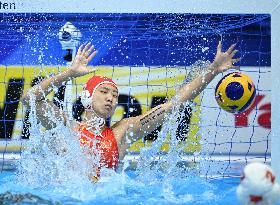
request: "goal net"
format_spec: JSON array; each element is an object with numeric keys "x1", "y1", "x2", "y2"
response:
[{"x1": 0, "y1": 13, "x2": 271, "y2": 178}]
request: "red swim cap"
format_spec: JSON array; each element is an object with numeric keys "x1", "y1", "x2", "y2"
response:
[
  {"x1": 81, "y1": 76, "x2": 118, "y2": 109},
  {"x1": 84, "y1": 76, "x2": 118, "y2": 96}
]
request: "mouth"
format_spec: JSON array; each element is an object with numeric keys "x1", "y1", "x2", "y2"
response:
[{"x1": 104, "y1": 104, "x2": 112, "y2": 111}]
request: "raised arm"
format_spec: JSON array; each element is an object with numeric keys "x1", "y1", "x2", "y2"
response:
[
  {"x1": 21, "y1": 43, "x2": 97, "y2": 129},
  {"x1": 114, "y1": 42, "x2": 240, "y2": 142}
]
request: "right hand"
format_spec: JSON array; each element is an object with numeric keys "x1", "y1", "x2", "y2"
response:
[
  {"x1": 69, "y1": 42, "x2": 98, "y2": 77},
  {"x1": 211, "y1": 41, "x2": 240, "y2": 74}
]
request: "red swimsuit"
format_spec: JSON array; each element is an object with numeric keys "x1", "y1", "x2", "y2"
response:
[{"x1": 79, "y1": 126, "x2": 119, "y2": 170}]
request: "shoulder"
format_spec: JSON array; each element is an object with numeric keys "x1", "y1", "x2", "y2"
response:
[
  {"x1": 110, "y1": 118, "x2": 132, "y2": 143},
  {"x1": 111, "y1": 118, "x2": 128, "y2": 132}
]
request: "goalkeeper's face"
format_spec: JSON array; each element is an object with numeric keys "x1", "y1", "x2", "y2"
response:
[{"x1": 91, "y1": 84, "x2": 119, "y2": 118}]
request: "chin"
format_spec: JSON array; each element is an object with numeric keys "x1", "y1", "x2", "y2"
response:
[
  {"x1": 99, "y1": 111, "x2": 112, "y2": 119},
  {"x1": 97, "y1": 108, "x2": 115, "y2": 119}
]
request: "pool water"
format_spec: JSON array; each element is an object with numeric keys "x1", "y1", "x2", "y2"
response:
[
  {"x1": 0, "y1": 91, "x2": 274, "y2": 205},
  {"x1": 0, "y1": 170, "x2": 245, "y2": 205}
]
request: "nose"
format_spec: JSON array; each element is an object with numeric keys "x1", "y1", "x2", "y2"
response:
[{"x1": 105, "y1": 93, "x2": 113, "y2": 102}]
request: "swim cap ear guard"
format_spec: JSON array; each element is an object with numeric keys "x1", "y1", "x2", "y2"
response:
[{"x1": 80, "y1": 89, "x2": 92, "y2": 109}]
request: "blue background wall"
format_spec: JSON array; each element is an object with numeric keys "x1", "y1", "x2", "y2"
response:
[{"x1": 0, "y1": 13, "x2": 270, "y2": 67}]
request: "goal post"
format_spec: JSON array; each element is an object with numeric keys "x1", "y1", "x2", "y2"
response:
[{"x1": 271, "y1": 4, "x2": 280, "y2": 181}]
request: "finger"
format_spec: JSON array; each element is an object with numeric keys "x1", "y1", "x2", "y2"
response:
[
  {"x1": 226, "y1": 43, "x2": 236, "y2": 54},
  {"x1": 230, "y1": 50, "x2": 238, "y2": 57},
  {"x1": 77, "y1": 44, "x2": 85, "y2": 55},
  {"x1": 86, "y1": 67, "x2": 97, "y2": 73},
  {"x1": 87, "y1": 50, "x2": 98, "y2": 62},
  {"x1": 217, "y1": 41, "x2": 222, "y2": 54},
  {"x1": 86, "y1": 45, "x2": 95, "y2": 57},
  {"x1": 82, "y1": 42, "x2": 92, "y2": 55},
  {"x1": 232, "y1": 57, "x2": 241, "y2": 64}
]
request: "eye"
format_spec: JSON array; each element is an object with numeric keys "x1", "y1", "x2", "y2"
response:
[{"x1": 100, "y1": 90, "x2": 108, "y2": 94}]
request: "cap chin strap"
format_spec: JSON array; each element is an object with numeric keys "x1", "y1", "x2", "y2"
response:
[
  {"x1": 81, "y1": 90, "x2": 106, "y2": 137},
  {"x1": 85, "y1": 115, "x2": 105, "y2": 137}
]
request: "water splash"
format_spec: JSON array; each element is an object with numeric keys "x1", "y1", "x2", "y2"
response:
[
  {"x1": 9, "y1": 60, "x2": 226, "y2": 204},
  {"x1": 136, "y1": 98, "x2": 199, "y2": 184},
  {"x1": 135, "y1": 60, "x2": 213, "y2": 184},
  {"x1": 16, "y1": 89, "x2": 93, "y2": 188}
]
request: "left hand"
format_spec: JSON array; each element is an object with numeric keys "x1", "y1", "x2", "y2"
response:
[
  {"x1": 69, "y1": 42, "x2": 98, "y2": 78},
  {"x1": 211, "y1": 41, "x2": 241, "y2": 74}
]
